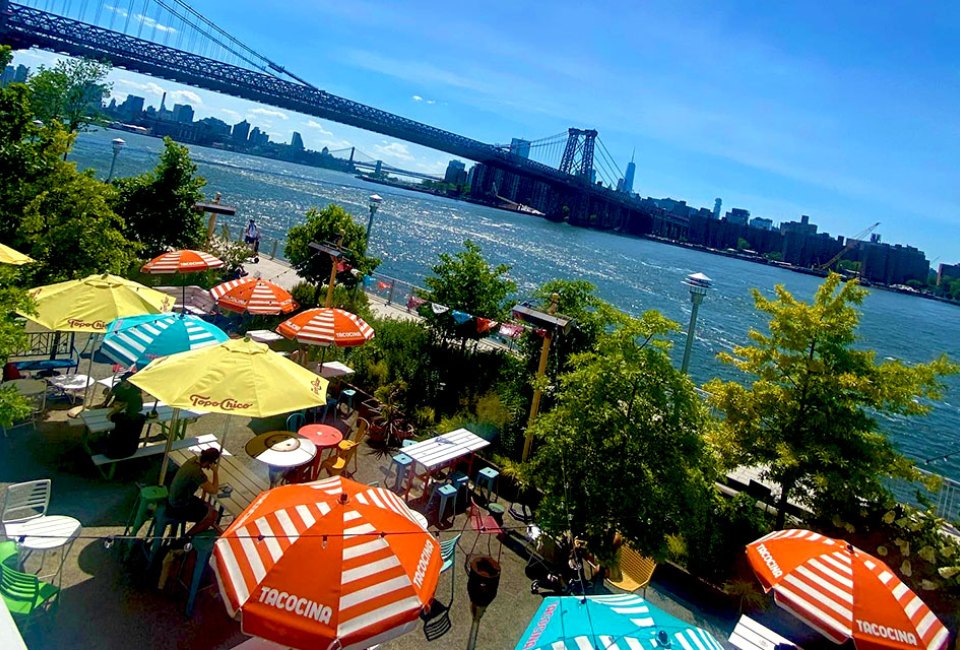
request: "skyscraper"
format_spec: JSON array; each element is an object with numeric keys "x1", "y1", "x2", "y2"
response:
[
  {"x1": 13, "y1": 65, "x2": 28, "y2": 83},
  {"x1": 290, "y1": 131, "x2": 304, "y2": 150},
  {"x1": 172, "y1": 104, "x2": 194, "y2": 123},
  {"x1": 621, "y1": 150, "x2": 636, "y2": 194},
  {"x1": 713, "y1": 198, "x2": 722, "y2": 220},
  {"x1": 232, "y1": 120, "x2": 250, "y2": 142}
]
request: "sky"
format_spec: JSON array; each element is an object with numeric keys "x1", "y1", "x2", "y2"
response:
[{"x1": 10, "y1": 0, "x2": 960, "y2": 263}]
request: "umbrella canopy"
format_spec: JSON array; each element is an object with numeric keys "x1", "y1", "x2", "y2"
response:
[
  {"x1": 212, "y1": 476, "x2": 441, "y2": 650},
  {"x1": 0, "y1": 242, "x2": 34, "y2": 265},
  {"x1": 210, "y1": 277, "x2": 297, "y2": 315},
  {"x1": 100, "y1": 312, "x2": 228, "y2": 368},
  {"x1": 746, "y1": 529, "x2": 948, "y2": 650},
  {"x1": 141, "y1": 249, "x2": 224, "y2": 274},
  {"x1": 129, "y1": 336, "x2": 328, "y2": 417},
  {"x1": 20, "y1": 273, "x2": 174, "y2": 333},
  {"x1": 514, "y1": 594, "x2": 725, "y2": 650},
  {"x1": 277, "y1": 308, "x2": 375, "y2": 347}
]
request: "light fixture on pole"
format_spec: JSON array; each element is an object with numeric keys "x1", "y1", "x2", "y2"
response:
[
  {"x1": 680, "y1": 272, "x2": 712, "y2": 374},
  {"x1": 364, "y1": 194, "x2": 383, "y2": 242},
  {"x1": 308, "y1": 239, "x2": 346, "y2": 308},
  {"x1": 106, "y1": 137, "x2": 125, "y2": 182}
]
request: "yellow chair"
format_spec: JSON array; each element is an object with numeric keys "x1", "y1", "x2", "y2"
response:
[
  {"x1": 322, "y1": 440, "x2": 359, "y2": 477},
  {"x1": 606, "y1": 544, "x2": 656, "y2": 595},
  {"x1": 350, "y1": 418, "x2": 369, "y2": 445}
]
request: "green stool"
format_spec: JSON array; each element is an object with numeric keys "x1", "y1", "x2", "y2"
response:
[
  {"x1": 185, "y1": 531, "x2": 218, "y2": 617},
  {"x1": 476, "y1": 467, "x2": 499, "y2": 502},
  {"x1": 123, "y1": 485, "x2": 168, "y2": 557}
]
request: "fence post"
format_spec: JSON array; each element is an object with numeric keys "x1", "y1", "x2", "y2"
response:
[
  {"x1": 270, "y1": 239, "x2": 278, "y2": 259},
  {"x1": 386, "y1": 279, "x2": 396, "y2": 306}
]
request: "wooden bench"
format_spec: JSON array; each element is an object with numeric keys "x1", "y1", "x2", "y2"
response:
[
  {"x1": 606, "y1": 543, "x2": 657, "y2": 595},
  {"x1": 169, "y1": 447, "x2": 268, "y2": 522},
  {"x1": 91, "y1": 434, "x2": 224, "y2": 480},
  {"x1": 729, "y1": 615, "x2": 801, "y2": 650}
]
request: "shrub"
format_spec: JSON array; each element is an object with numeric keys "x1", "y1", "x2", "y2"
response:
[
  {"x1": 290, "y1": 281, "x2": 319, "y2": 311},
  {"x1": 683, "y1": 493, "x2": 773, "y2": 583}
]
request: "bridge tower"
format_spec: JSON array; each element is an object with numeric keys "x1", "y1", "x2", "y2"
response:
[{"x1": 558, "y1": 128, "x2": 598, "y2": 181}]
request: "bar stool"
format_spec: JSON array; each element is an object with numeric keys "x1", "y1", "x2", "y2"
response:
[
  {"x1": 185, "y1": 531, "x2": 218, "y2": 617},
  {"x1": 390, "y1": 453, "x2": 413, "y2": 493},
  {"x1": 449, "y1": 471, "x2": 470, "y2": 500},
  {"x1": 401, "y1": 439, "x2": 417, "y2": 448},
  {"x1": 476, "y1": 467, "x2": 499, "y2": 503},
  {"x1": 320, "y1": 397, "x2": 338, "y2": 423},
  {"x1": 146, "y1": 502, "x2": 187, "y2": 570},
  {"x1": 427, "y1": 483, "x2": 458, "y2": 522},
  {"x1": 122, "y1": 485, "x2": 168, "y2": 557},
  {"x1": 339, "y1": 389, "x2": 357, "y2": 412}
]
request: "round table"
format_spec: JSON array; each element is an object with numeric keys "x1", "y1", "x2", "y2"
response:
[
  {"x1": 246, "y1": 431, "x2": 318, "y2": 487},
  {"x1": 13, "y1": 515, "x2": 81, "y2": 585},
  {"x1": 298, "y1": 424, "x2": 343, "y2": 450}
]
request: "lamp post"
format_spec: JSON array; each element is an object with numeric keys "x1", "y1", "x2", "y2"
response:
[
  {"x1": 680, "y1": 272, "x2": 712, "y2": 374},
  {"x1": 364, "y1": 194, "x2": 383, "y2": 243},
  {"x1": 106, "y1": 137, "x2": 125, "y2": 182}
]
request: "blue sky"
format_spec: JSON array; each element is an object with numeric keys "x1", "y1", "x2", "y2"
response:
[{"x1": 11, "y1": 1, "x2": 959, "y2": 263}]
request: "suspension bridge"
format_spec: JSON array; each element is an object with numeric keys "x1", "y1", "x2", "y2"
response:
[{"x1": 0, "y1": 0, "x2": 655, "y2": 231}]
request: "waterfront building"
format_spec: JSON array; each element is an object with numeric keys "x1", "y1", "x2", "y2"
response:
[
  {"x1": 172, "y1": 103, "x2": 194, "y2": 123},
  {"x1": 937, "y1": 263, "x2": 960, "y2": 286},
  {"x1": 232, "y1": 120, "x2": 251, "y2": 142},
  {"x1": 750, "y1": 217, "x2": 774, "y2": 230},
  {"x1": 854, "y1": 240, "x2": 929, "y2": 285},
  {"x1": 13, "y1": 64, "x2": 28, "y2": 83},
  {"x1": 510, "y1": 138, "x2": 531, "y2": 158},
  {"x1": 119, "y1": 94, "x2": 145, "y2": 120},
  {"x1": 248, "y1": 126, "x2": 269, "y2": 147},
  {"x1": 444, "y1": 160, "x2": 467, "y2": 185},
  {"x1": 290, "y1": 131, "x2": 304, "y2": 150},
  {"x1": 724, "y1": 208, "x2": 750, "y2": 225},
  {"x1": 713, "y1": 198, "x2": 722, "y2": 220}
]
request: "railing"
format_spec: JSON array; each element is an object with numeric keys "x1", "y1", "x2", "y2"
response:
[
  {"x1": 888, "y1": 470, "x2": 960, "y2": 526},
  {"x1": 8, "y1": 331, "x2": 74, "y2": 359},
  {"x1": 363, "y1": 272, "x2": 424, "y2": 311}
]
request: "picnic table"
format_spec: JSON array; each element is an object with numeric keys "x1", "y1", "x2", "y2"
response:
[
  {"x1": 401, "y1": 428, "x2": 490, "y2": 497},
  {"x1": 169, "y1": 445, "x2": 268, "y2": 522},
  {"x1": 71, "y1": 401, "x2": 206, "y2": 452}
]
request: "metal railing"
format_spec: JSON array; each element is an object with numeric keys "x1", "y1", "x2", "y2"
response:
[{"x1": 9, "y1": 331, "x2": 75, "y2": 359}]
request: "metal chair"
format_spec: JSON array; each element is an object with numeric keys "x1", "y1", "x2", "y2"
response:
[
  {"x1": 2, "y1": 479, "x2": 51, "y2": 539},
  {"x1": 286, "y1": 412, "x2": 305, "y2": 432},
  {"x1": 438, "y1": 533, "x2": 461, "y2": 603},
  {"x1": 467, "y1": 497, "x2": 503, "y2": 562}
]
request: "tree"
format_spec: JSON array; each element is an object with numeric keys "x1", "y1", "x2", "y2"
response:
[
  {"x1": 285, "y1": 204, "x2": 379, "y2": 303},
  {"x1": 0, "y1": 269, "x2": 34, "y2": 429},
  {"x1": 422, "y1": 240, "x2": 516, "y2": 342},
  {"x1": 27, "y1": 57, "x2": 110, "y2": 132},
  {"x1": 112, "y1": 138, "x2": 207, "y2": 256},
  {"x1": 736, "y1": 237, "x2": 751, "y2": 251},
  {"x1": 527, "y1": 309, "x2": 717, "y2": 563},
  {"x1": 705, "y1": 275, "x2": 958, "y2": 529}
]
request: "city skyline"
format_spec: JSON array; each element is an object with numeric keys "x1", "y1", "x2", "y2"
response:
[{"x1": 9, "y1": 1, "x2": 959, "y2": 263}]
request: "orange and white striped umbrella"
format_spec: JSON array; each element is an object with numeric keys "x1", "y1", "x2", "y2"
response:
[
  {"x1": 210, "y1": 277, "x2": 297, "y2": 315},
  {"x1": 277, "y1": 307, "x2": 375, "y2": 347},
  {"x1": 212, "y1": 476, "x2": 441, "y2": 650},
  {"x1": 141, "y1": 249, "x2": 224, "y2": 274},
  {"x1": 746, "y1": 529, "x2": 948, "y2": 650}
]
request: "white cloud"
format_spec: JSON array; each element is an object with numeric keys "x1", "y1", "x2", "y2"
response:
[
  {"x1": 305, "y1": 119, "x2": 333, "y2": 136},
  {"x1": 114, "y1": 79, "x2": 166, "y2": 98},
  {"x1": 249, "y1": 108, "x2": 288, "y2": 120},
  {"x1": 426, "y1": 100, "x2": 436, "y2": 105},
  {"x1": 218, "y1": 108, "x2": 243, "y2": 121},
  {"x1": 170, "y1": 90, "x2": 202, "y2": 105},
  {"x1": 411, "y1": 95, "x2": 423, "y2": 102},
  {"x1": 134, "y1": 14, "x2": 176, "y2": 34},
  {"x1": 372, "y1": 141, "x2": 415, "y2": 163}
]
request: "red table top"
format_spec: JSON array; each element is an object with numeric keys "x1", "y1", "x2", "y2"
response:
[{"x1": 298, "y1": 424, "x2": 344, "y2": 448}]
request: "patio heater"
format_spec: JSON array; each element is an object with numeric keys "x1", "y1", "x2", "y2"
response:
[
  {"x1": 106, "y1": 137, "x2": 125, "y2": 182},
  {"x1": 195, "y1": 192, "x2": 237, "y2": 244},
  {"x1": 513, "y1": 294, "x2": 572, "y2": 462},
  {"x1": 308, "y1": 239, "x2": 347, "y2": 308},
  {"x1": 680, "y1": 272, "x2": 712, "y2": 374},
  {"x1": 466, "y1": 555, "x2": 501, "y2": 650}
]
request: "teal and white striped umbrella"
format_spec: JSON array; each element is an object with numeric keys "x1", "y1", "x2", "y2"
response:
[
  {"x1": 514, "y1": 595, "x2": 725, "y2": 650},
  {"x1": 101, "y1": 312, "x2": 228, "y2": 369}
]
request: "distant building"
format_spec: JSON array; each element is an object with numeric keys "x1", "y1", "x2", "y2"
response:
[
  {"x1": 749, "y1": 217, "x2": 773, "y2": 230},
  {"x1": 1, "y1": 66, "x2": 14, "y2": 87},
  {"x1": 14, "y1": 64, "x2": 28, "y2": 83},
  {"x1": 248, "y1": 126, "x2": 269, "y2": 147},
  {"x1": 119, "y1": 94, "x2": 145, "y2": 119},
  {"x1": 290, "y1": 131, "x2": 304, "y2": 150},
  {"x1": 172, "y1": 104, "x2": 194, "y2": 123},
  {"x1": 855, "y1": 241, "x2": 929, "y2": 285},
  {"x1": 444, "y1": 159, "x2": 467, "y2": 185},
  {"x1": 621, "y1": 154, "x2": 636, "y2": 194},
  {"x1": 713, "y1": 198, "x2": 722, "y2": 220},
  {"x1": 937, "y1": 263, "x2": 960, "y2": 286},
  {"x1": 724, "y1": 208, "x2": 750, "y2": 225},
  {"x1": 232, "y1": 120, "x2": 250, "y2": 142},
  {"x1": 509, "y1": 138, "x2": 531, "y2": 159}
]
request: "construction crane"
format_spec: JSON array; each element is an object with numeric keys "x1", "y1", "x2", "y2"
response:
[{"x1": 816, "y1": 222, "x2": 881, "y2": 271}]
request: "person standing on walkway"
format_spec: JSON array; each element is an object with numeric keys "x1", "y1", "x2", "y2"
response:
[{"x1": 243, "y1": 219, "x2": 261, "y2": 257}]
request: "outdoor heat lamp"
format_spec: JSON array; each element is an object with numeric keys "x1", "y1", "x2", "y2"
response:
[
  {"x1": 511, "y1": 302, "x2": 573, "y2": 334},
  {"x1": 308, "y1": 241, "x2": 346, "y2": 260}
]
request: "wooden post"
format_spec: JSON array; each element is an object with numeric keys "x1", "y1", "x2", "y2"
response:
[
  {"x1": 204, "y1": 192, "x2": 222, "y2": 244},
  {"x1": 522, "y1": 293, "x2": 559, "y2": 462}
]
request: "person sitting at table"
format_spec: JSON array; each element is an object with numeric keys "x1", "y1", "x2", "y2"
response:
[
  {"x1": 94, "y1": 372, "x2": 147, "y2": 459},
  {"x1": 167, "y1": 448, "x2": 221, "y2": 536}
]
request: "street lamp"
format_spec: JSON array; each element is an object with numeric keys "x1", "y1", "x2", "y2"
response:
[
  {"x1": 364, "y1": 194, "x2": 383, "y2": 242},
  {"x1": 106, "y1": 137, "x2": 125, "y2": 182},
  {"x1": 680, "y1": 272, "x2": 712, "y2": 374}
]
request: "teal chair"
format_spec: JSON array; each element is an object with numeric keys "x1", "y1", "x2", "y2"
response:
[
  {"x1": 286, "y1": 412, "x2": 305, "y2": 432},
  {"x1": 438, "y1": 533, "x2": 461, "y2": 603},
  {"x1": 0, "y1": 562, "x2": 60, "y2": 618}
]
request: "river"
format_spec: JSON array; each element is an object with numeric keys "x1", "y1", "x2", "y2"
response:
[{"x1": 70, "y1": 129, "x2": 960, "y2": 480}]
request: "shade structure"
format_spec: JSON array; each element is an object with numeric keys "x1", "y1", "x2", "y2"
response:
[
  {"x1": 514, "y1": 594, "x2": 725, "y2": 650},
  {"x1": 0, "y1": 242, "x2": 34, "y2": 265},
  {"x1": 210, "y1": 277, "x2": 297, "y2": 315},
  {"x1": 141, "y1": 249, "x2": 224, "y2": 274},
  {"x1": 746, "y1": 529, "x2": 948, "y2": 650},
  {"x1": 129, "y1": 336, "x2": 328, "y2": 418},
  {"x1": 20, "y1": 273, "x2": 174, "y2": 333},
  {"x1": 100, "y1": 312, "x2": 228, "y2": 369},
  {"x1": 277, "y1": 308, "x2": 375, "y2": 347},
  {"x1": 212, "y1": 476, "x2": 441, "y2": 650}
]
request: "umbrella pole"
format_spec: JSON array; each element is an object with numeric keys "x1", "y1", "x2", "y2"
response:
[
  {"x1": 78, "y1": 333, "x2": 101, "y2": 411},
  {"x1": 157, "y1": 407, "x2": 181, "y2": 485}
]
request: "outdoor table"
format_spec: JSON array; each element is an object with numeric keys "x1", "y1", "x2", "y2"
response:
[
  {"x1": 247, "y1": 329, "x2": 284, "y2": 344},
  {"x1": 13, "y1": 515, "x2": 81, "y2": 587},
  {"x1": 74, "y1": 402, "x2": 206, "y2": 452},
  {"x1": 402, "y1": 428, "x2": 490, "y2": 498},
  {"x1": 168, "y1": 447, "x2": 268, "y2": 522},
  {"x1": 318, "y1": 361, "x2": 354, "y2": 379},
  {"x1": 47, "y1": 373, "x2": 94, "y2": 403},
  {"x1": 246, "y1": 431, "x2": 318, "y2": 487},
  {"x1": 298, "y1": 424, "x2": 344, "y2": 480},
  {"x1": 7, "y1": 378, "x2": 47, "y2": 411}
]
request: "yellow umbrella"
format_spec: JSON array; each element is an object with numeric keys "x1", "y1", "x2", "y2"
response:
[
  {"x1": 0, "y1": 243, "x2": 34, "y2": 265},
  {"x1": 21, "y1": 273, "x2": 174, "y2": 333},
  {"x1": 130, "y1": 336, "x2": 329, "y2": 482}
]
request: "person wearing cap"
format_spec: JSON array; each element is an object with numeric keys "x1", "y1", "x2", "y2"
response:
[
  {"x1": 243, "y1": 218, "x2": 261, "y2": 255},
  {"x1": 167, "y1": 448, "x2": 221, "y2": 536}
]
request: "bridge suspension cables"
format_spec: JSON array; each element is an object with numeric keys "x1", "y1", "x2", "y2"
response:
[{"x1": 12, "y1": 0, "x2": 315, "y2": 86}]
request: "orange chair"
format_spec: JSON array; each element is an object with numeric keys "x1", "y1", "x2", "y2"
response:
[{"x1": 322, "y1": 440, "x2": 359, "y2": 477}]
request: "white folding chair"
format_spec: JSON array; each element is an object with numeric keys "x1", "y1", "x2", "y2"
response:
[{"x1": 2, "y1": 479, "x2": 52, "y2": 539}]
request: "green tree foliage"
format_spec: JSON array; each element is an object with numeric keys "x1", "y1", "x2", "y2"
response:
[
  {"x1": 706, "y1": 275, "x2": 958, "y2": 528},
  {"x1": 285, "y1": 204, "x2": 379, "y2": 300},
  {"x1": 0, "y1": 269, "x2": 34, "y2": 428},
  {"x1": 422, "y1": 240, "x2": 516, "y2": 341},
  {"x1": 112, "y1": 138, "x2": 207, "y2": 256},
  {"x1": 528, "y1": 310, "x2": 717, "y2": 562},
  {"x1": 27, "y1": 57, "x2": 110, "y2": 132}
]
